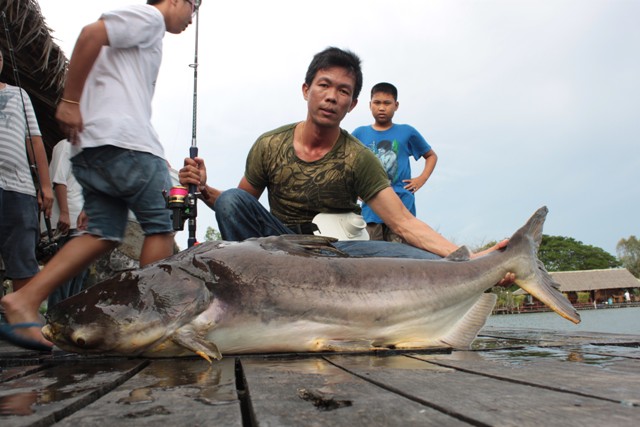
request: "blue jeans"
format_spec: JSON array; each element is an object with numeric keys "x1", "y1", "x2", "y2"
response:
[
  {"x1": 0, "y1": 188, "x2": 40, "y2": 279},
  {"x1": 72, "y1": 146, "x2": 173, "y2": 241},
  {"x1": 214, "y1": 189, "x2": 440, "y2": 259}
]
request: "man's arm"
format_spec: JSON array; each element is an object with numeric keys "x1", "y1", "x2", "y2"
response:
[
  {"x1": 403, "y1": 149, "x2": 437, "y2": 193},
  {"x1": 55, "y1": 19, "x2": 109, "y2": 142},
  {"x1": 367, "y1": 187, "x2": 508, "y2": 258},
  {"x1": 53, "y1": 183, "x2": 71, "y2": 235},
  {"x1": 179, "y1": 157, "x2": 264, "y2": 209},
  {"x1": 26, "y1": 136, "x2": 53, "y2": 217},
  {"x1": 367, "y1": 187, "x2": 457, "y2": 257}
]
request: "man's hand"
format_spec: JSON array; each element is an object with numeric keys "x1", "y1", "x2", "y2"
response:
[
  {"x1": 38, "y1": 187, "x2": 54, "y2": 218},
  {"x1": 55, "y1": 102, "x2": 83, "y2": 145},
  {"x1": 56, "y1": 211, "x2": 71, "y2": 236},
  {"x1": 179, "y1": 157, "x2": 208, "y2": 190},
  {"x1": 470, "y1": 239, "x2": 515, "y2": 287},
  {"x1": 76, "y1": 210, "x2": 89, "y2": 231}
]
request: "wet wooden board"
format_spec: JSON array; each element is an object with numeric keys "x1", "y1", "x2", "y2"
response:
[
  {"x1": 1, "y1": 329, "x2": 639, "y2": 426},
  {"x1": 326, "y1": 354, "x2": 639, "y2": 427},
  {"x1": 410, "y1": 351, "x2": 640, "y2": 405},
  {"x1": 53, "y1": 358, "x2": 241, "y2": 427},
  {"x1": 240, "y1": 356, "x2": 466, "y2": 426}
]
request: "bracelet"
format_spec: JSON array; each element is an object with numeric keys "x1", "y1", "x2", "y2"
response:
[
  {"x1": 60, "y1": 98, "x2": 80, "y2": 105},
  {"x1": 198, "y1": 186, "x2": 210, "y2": 201}
]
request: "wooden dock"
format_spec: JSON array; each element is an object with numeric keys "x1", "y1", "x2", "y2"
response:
[{"x1": 1, "y1": 327, "x2": 639, "y2": 426}]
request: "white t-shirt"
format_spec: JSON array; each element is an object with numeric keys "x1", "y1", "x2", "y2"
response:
[
  {"x1": 74, "y1": 4, "x2": 166, "y2": 159},
  {"x1": 0, "y1": 84, "x2": 42, "y2": 196},
  {"x1": 48, "y1": 140, "x2": 84, "y2": 229}
]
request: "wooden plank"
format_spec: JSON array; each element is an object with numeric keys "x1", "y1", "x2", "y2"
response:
[
  {"x1": 0, "y1": 365, "x2": 45, "y2": 382},
  {"x1": 54, "y1": 358, "x2": 242, "y2": 427},
  {"x1": 409, "y1": 351, "x2": 640, "y2": 405},
  {"x1": 326, "y1": 354, "x2": 640, "y2": 427},
  {"x1": 0, "y1": 359, "x2": 145, "y2": 426},
  {"x1": 578, "y1": 345, "x2": 640, "y2": 359},
  {"x1": 240, "y1": 356, "x2": 468, "y2": 426}
]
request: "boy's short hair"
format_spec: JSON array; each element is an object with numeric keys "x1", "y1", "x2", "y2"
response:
[
  {"x1": 371, "y1": 82, "x2": 398, "y2": 101},
  {"x1": 305, "y1": 47, "x2": 363, "y2": 101}
]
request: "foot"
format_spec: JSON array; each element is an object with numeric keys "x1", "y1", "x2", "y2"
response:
[{"x1": 0, "y1": 293, "x2": 53, "y2": 350}]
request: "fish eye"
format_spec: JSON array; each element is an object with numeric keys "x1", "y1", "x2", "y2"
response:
[{"x1": 76, "y1": 337, "x2": 86, "y2": 347}]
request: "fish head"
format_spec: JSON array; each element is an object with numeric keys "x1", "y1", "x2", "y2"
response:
[{"x1": 43, "y1": 266, "x2": 212, "y2": 356}]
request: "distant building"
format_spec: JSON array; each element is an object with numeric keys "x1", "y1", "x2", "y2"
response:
[{"x1": 515, "y1": 268, "x2": 639, "y2": 306}]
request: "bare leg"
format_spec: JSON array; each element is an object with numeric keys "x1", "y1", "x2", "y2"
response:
[
  {"x1": 10, "y1": 278, "x2": 31, "y2": 292},
  {"x1": 0, "y1": 234, "x2": 117, "y2": 347},
  {"x1": 139, "y1": 233, "x2": 175, "y2": 267}
]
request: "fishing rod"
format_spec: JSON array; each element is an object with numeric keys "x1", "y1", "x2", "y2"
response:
[
  {"x1": 1, "y1": 11, "x2": 58, "y2": 259},
  {"x1": 166, "y1": 1, "x2": 201, "y2": 248}
]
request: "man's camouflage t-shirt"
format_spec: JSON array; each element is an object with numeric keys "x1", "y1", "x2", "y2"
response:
[{"x1": 245, "y1": 123, "x2": 390, "y2": 226}]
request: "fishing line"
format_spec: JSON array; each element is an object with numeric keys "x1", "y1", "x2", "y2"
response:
[
  {"x1": 166, "y1": 1, "x2": 202, "y2": 248},
  {"x1": 186, "y1": 1, "x2": 201, "y2": 248}
]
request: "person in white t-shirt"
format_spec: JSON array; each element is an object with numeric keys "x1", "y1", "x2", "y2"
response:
[
  {"x1": 0, "y1": 0, "x2": 201, "y2": 351},
  {"x1": 44, "y1": 139, "x2": 88, "y2": 309}
]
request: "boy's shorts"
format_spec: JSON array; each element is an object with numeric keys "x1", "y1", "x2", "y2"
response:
[
  {"x1": 0, "y1": 188, "x2": 40, "y2": 279},
  {"x1": 71, "y1": 145, "x2": 173, "y2": 242}
]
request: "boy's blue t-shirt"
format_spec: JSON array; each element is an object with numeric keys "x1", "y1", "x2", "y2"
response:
[{"x1": 351, "y1": 124, "x2": 431, "y2": 223}]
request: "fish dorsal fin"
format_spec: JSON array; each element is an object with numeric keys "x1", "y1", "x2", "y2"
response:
[{"x1": 445, "y1": 246, "x2": 471, "y2": 262}]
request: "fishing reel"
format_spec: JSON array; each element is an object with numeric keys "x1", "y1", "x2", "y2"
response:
[
  {"x1": 36, "y1": 237, "x2": 60, "y2": 263},
  {"x1": 165, "y1": 185, "x2": 197, "y2": 232}
]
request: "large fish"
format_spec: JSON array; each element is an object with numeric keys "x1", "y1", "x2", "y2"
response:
[{"x1": 43, "y1": 207, "x2": 579, "y2": 362}]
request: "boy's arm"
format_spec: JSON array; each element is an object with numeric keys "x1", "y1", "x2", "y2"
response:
[
  {"x1": 53, "y1": 183, "x2": 71, "y2": 235},
  {"x1": 403, "y1": 149, "x2": 438, "y2": 193},
  {"x1": 55, "y1": 19, "x2": 109, "y2": 143}
]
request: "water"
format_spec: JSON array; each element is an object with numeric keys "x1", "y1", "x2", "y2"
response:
[{"x1": 485, "y1": 306, "x2": 640, "y2": 335}]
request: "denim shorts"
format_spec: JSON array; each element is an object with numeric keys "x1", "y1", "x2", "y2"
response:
[
  {"x1": 0, "y1": 188, "x2": 40, "y2": 279},
  {"x1": 71, "y1": 146, "x2": 173, "y2": 242}
]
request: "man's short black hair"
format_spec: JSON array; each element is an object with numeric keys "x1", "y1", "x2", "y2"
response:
[
  {"x1": 371, "y1": 82, "x2": 398, "y2": 101},
  {"x1": 305, "y1": 47, "x2": 363, "y2": 101}
]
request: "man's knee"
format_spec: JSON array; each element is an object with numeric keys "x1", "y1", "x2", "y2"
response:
[{"x1": 215, "y1": 189, "x2": 246, "y2": 213}]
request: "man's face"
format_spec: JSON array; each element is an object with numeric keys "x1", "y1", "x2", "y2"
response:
[
  {"x1": 166, "y1": 0, "x2": 196, "y2": 34},
  {"x1": 369, "y1": 92, "x2": 398, "y2": 126},
  {"x1": 303, "y1": 67, "x2": 358, "y2": 129},
  {"x1": 0, "y1": 52, "x2": 4, "y2": 75}
]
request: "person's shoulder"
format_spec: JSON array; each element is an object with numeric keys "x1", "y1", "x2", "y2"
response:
[
  {"x1": 394, "y1": 123, "x2": 423, "y2": 134},
  {"x1": 352, "y1": 125, "x2": 372, "y2": 135},
  {"x1": 4, "y1": 84, "x2": 22, "y2": 94},
  {"x1": 255, "y1": 122, "x2": 297, "y2": 142},
  {"x1": 343, "y1": 129, "x2": 374, "y2": 154},
  {"x1": 102, "y1": 3, "x2": 163, "y2": 25}
]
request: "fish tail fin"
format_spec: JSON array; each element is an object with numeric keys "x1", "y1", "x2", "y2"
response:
[
  {"x1": 442, "y1": 293, "x2": 497, "y2": 349},
  {"x1": 508, "y1": 207, "x2": 580, "y2": 324}
]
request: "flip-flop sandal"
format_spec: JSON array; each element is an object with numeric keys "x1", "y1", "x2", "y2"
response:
[{"x1": 0, "y1": 322, "x2": 53, "y2": 352}]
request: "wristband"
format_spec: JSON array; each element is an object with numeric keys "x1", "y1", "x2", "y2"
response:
[{"x1": 60, "y1": 98, "x2": 80, "y2": 105}]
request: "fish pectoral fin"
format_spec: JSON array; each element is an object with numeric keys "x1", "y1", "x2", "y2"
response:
[
  {"x1": 314, "y1": 339, "x2": 378, "y2": 352},
  {"x1": 170, "y1": 327, "x2": 222, "y2": 363}
]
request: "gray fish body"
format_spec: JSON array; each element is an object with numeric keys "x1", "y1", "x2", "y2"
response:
[{"x1": 43, "y1": 207, "x2": 579, "y2": 361}]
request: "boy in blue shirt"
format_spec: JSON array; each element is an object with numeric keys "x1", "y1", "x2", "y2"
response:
[{"x1": 352, "y1": 82, "x2": 437, "y2": 243}]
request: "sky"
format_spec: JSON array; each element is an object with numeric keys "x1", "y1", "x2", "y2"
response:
[{"x1": 36, "y1": 0, "x2": 639, "y2": 255}]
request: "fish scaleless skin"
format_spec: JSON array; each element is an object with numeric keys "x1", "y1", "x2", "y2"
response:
[{"x1": 43, "y1": 206, "x2": 579, "y2": 361}]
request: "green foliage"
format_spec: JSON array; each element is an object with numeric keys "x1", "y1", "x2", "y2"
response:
[
  {"x1": 538, "y1": 235, "x2": 621, "y2": 272},
  {"x1": 204, "y1": 226, "x2": 222, "y2": 242},
  {"x1": 617, "y1": 236, "x2": 640, "y2": 278}
]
